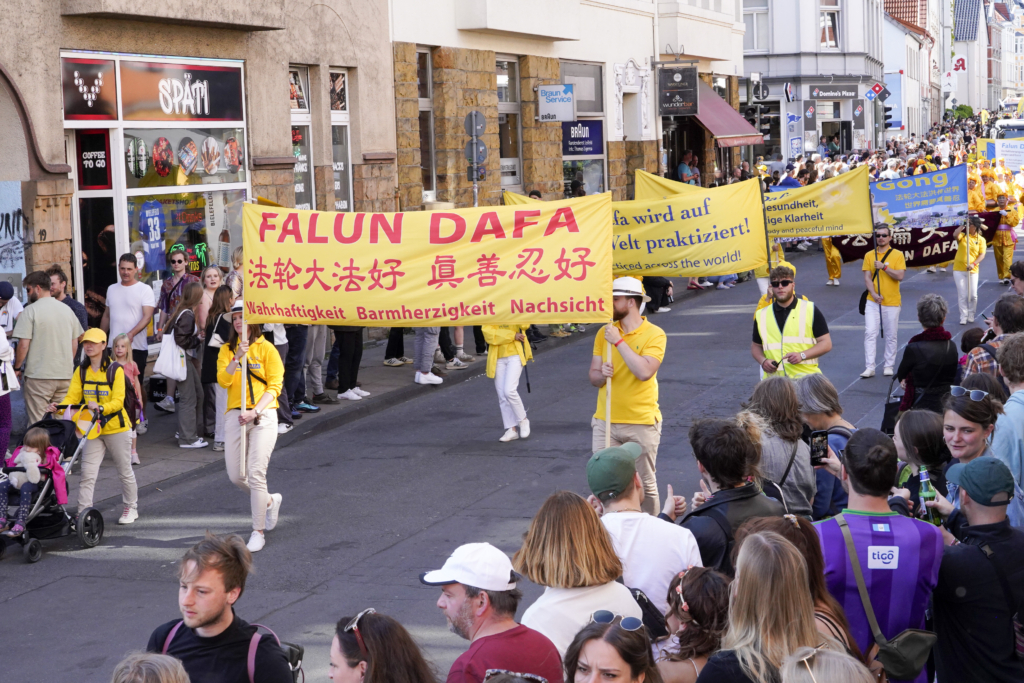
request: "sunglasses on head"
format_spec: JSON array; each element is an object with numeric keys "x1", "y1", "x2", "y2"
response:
[
  {"x1": 484, "y1": 671, "x2": 548, "y2": 683},
  {"x1": 591, "y1": 610, "x2": 643, "y2": 632},
  {"x1": 794, "y1": 645, "x2": 829, "y2": 683},
  {"x1": 344, "y1": 607, "x2": 376, "y2": 655},
  {"x1": 950, "y1": 385, "x2": 989, "y2": 401},
  {"x1": 770, "y1": 279, "x2": 793, "y2": 288}
]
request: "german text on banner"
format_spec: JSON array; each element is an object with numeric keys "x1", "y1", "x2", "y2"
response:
[
  {"x1": 869, "y1": 165, "x2": 967, "y2": 229},
  {"x1": 241, "y1": 194, "x2": 613, "y2": 326}
]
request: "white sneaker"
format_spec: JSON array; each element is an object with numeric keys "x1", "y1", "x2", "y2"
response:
[
  {"x1": 657, "y1": 306, "x2": 671, "y2": 312},
  {"x1": 860, "y1": 368, "x2": 876, "y2": 378},
  {"x1": 212, "y1": 441, "x2": 225, "y2": 452},
  {"x1": 960, "y1": 318, "x2": 968, "y2": 325},
  {"x1": 826, "y1": 279, "x2": 835, "y2": 286},
  {"x1": 926, "y1": 266, "x2": 937, "y2": 273},
  {"x1": 136, "y1": 420, "x2": 148, "y2": 435},
  {"x1": 883, "y1": 367, "x2": 894, "y2": 376},
  {"x1": 352, "y1": 387, "x2": 370, "y2": 397},
  {"x1": 968, "y1": 316, "x2": 975, "y2": 323},
  {"x1": 499, "y1": 427, "x2": 519, "y2": 442},
  {"x1": 519, "y1": 419, "x2": 531, "y2": 439},
  {"x1": 338, "y1": 389, "x2": 363, "y2": 401},
  {"x1": 131, "y1": 450, "x2": 140, "y2": 465},
  {"x1": 433, "y1": 348, "x2": 445, "y2": 364},
  {"x1": 118, "y1": 506, "x2": 138, "y2": 525},
  {"x1": 456, "y1": 351, "x2": 476, "y2": 363},
  {"x1": 246, "y1": 531, "x2": 265, "y2": 553},
  {"x1": 277, "y1": 423, "x2": 293, "y2": 435},
  {"x1": 179, "y1": 438, "x2": 208, "y2": 449},
  {"x1": 265, "y1": 493, "x2": 283, "y2": 531},
  {"x1": 939, "y1": 267, "x2": 947, "y2": 272},
  {"x1": 446, "y1": 357, "x2": 468, "y2": 370},
  {"x1": 833, "y1": 279, "x2": 839, "y2": 286},
  {"x1": 156, "y1": 397, "x2": 176, "y2": 413},
  {"x1": 415, "y1": 371, "x2": 443, "y2": 385}
]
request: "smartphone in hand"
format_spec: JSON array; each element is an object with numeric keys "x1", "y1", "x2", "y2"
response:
[{"x1": 810, "y1": 430, "x2": 829, "y2": 467}]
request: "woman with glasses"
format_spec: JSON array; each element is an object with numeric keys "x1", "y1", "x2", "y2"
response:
[
  {"x1": 329, "y1": 609, "x2": 436, "y2": 683},
  {"x1": 155, "y1": 248, "x2": 199, "y2": 413},
  {"x1": 779, "y1": 647, "x2": 873, "y2": 683},
  {"x1": 563, "y1": 611, "x2": 662, "y2": 683},
  {"x1": 695, "y1": 532, "x2": 840, "y2": 683},
  {"x1": 514, "y1": 491, "x2": 643, "y2": 656}
]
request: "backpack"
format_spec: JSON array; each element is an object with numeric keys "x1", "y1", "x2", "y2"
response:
[
  {"x1": 79, "y1": 360, "x2": 138, "y2": 429},
  {"x1": 162, "y1": 620, "x2": 305, "y2": 683}
]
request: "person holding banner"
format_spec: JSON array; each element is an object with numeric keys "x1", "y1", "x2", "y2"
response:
[
  {"x1": 861, "y1": 225, "x2": 906, "y2": 378},
  {"x1": 217, "y1": 301, "x2": 285, "y2": 553},
  {"x1": 953, "y1": 216, "x2": 988, "y2": 324},
  {"x1": 993, "y1": 192, "x2": 1020, "y2": 283},
  {"x1": 588, "y1": 277, "x2": 666, "y2": 515},
  {"x1": 751, "y1": 264, "x2": 832, "y2": 379}
]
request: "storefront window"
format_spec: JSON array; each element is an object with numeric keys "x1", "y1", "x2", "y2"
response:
[
  {"x1": 561, "y1": 118, "x2": 605, "y2": 198},
  {"x1": 330, "y1": 72, "x2": 347, "y2": 111},
  {"x1": 563, "y1": 159, "x2": 605, "y2": 197},
  {"x1": 561, "y1": 62, "x2": 604, "y2": 114},
  {"x1": 820, "y1": 0, "x2": 840, "y2": 49},
  {"x1": 124, "y1": 127, "x2": 245, "y2": 189},
  {"x1": 292, "y1": 125, "x2": 314, "y2": 210},
  {"x1": 497, "y1": 57, "x2": 522, "y2": 189},
  {"x1": 418, "y1": 49, "x2": 436, "y2": 201},
  {"x1": 332, "y1": 126, "x2": 351, "y2": 211}
]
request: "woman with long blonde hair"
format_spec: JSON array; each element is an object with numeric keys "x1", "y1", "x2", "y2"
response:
[
  {"x1": 514, "y1": 490, "x2": 642, "y2": 656},
  {"x1": 196, "y1": 264, "x2": 222, "y2": 332},
  {"x1": 697, "y1": 531, "x2": 839, "y2": 683}
]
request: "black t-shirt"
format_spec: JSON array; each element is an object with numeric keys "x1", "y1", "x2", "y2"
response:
[
  {"x1": 696, "y1": 650, "x2": 778, "y2": 683},
  {"x1": 752, "y1": 298, "x2": 829, "y2": 345},
  {"x1": 148, "y1": 614, "x2": 293, "y2": 683}
]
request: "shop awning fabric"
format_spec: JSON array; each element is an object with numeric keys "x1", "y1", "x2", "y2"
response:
[{"x1": 693, "y1": 81, "x2": 764, "y2": 148}]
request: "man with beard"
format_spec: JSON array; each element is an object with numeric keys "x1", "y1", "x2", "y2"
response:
[
  {"x1": 12, "y1": 270, "x2": 84, "y2": 425},
  {"x1": 751, "y1": 263, "x2": 832, "y2": 380},
  {"x1": 589, "y1": 277, "x2": 668, "y2": 514},
  {"x1": 420, "y1": 543, "x2": 562, "y2": 683},
  {"x1": 148, "y1": 534, "x2": 291, "y2": 683}
]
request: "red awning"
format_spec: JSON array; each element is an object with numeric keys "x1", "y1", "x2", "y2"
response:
[{"x1": 693, "y1": 80, "x2": 764, "y2": 148}]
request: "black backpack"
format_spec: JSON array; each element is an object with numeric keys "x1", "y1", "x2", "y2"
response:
[{"x1": 79, "y1": 360, "x2": 138, "y2": 429}]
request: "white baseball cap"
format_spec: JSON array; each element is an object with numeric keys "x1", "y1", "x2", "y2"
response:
[
  {"x1": 419, "y1": 542, "x2": 518, "y2": 592},
  {"x1": 612, "y1": 276, "x2": 651, "y2": 302}
]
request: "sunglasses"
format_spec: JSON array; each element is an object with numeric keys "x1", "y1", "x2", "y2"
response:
[
  {"x1": 950, "y1": 385, "x2": 989, "y2": 401},
  {"x1": 484, "y1": 671, "x2": 548, "y2": 683},
  {"x1": 170, "y1": 259, "x2": 186, "y2": 265},
  {"x1": 874, "y1": 233, "x2": 891, "y2": 238},
  {"x1": 769, "y1": 280, "x2": 793, "y2": 288},
  {"x1": 591, "y1": 610, "x2": 643, "y2": 632},
  {"x1": 344, "y1": 607, "x2": 376, "y2": 655}
]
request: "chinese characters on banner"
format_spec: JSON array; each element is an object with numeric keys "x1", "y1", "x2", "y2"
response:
[
  {"x1": 833, "y1": 213, "x2": 998, "y2": 267},
  {"x1": 241, "y1": 194, "x2": 614, "y2": 325},
  {"x1": 869, "y1": 165, "x2": 967, "y2": 230}
]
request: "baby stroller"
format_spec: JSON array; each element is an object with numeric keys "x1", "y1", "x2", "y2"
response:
[{"x1": 0, "y1": 408, "x2": 105, "y2": 563}]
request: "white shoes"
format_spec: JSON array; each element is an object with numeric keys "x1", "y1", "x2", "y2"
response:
[
  {"x1": 277, "y1": 423, "x2": 294, "y2": 435},
  {"x1": 352, "y1": 387, "x2": 370, "y2": 397},
  {"x1": 265, "y1": 493, "x2": 283, "y2": 531},
  {"x1": 118, "y1": 506, "x2": 138, "y2": 525},
  {"x1": 968, "y1": 316, "x2": 975, "y2": 323},
  {"x1": 415, "y1": 371, "x2": 443, "y2": 385},
  {"x1": 519, "y1": 419, "x2": 531, "y2": 439},
  {"x1": 883, "y1": 367, "x2": 894, "y2": 376},
  {"x1": 247, "y1": 530, "x2": 265, "y2": 553},
  {"x1": 960, "y1": 318, "x2": 968, "y2": 325},
  {"x1": 338, "y1": 389, "x2": 363, "y2": 401},
  {"x1": 657, "y1": 306, "x2": 672, "y2": 312},
  {"x1": 825, "y1": 278, "x2": 840, "y2": 286},
  {"x1": 860, "y1": 368, "x2": 876, "y2": 378},
  {"x1": 926, "y1": 266, "x2": 937, "y2": 273},
  {"x1": 499, "y1": 427, "x2": 519, "y2": 442},
  {"x1": 939, "y1": 267, "x2": 947, "y2": 272},
  {"x1": 180, "y1": 438, "x2": 208, "y2": 449}
]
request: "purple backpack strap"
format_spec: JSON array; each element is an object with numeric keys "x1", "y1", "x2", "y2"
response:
[
  {"x1": 248, "y1": 624, "x2": 282, "y2": 683},
  {"x1": 161, "y1": 620, "x2": 185, "y2": 654}
]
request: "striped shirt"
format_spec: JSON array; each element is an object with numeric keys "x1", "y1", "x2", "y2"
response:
[{"x1": 815, "y1": 510, "x2": 943, "y2": 683}]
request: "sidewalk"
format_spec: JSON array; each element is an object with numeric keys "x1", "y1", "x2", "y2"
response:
[{"x1": 68, "y1": 326, "x2": 596, "y2": 510}]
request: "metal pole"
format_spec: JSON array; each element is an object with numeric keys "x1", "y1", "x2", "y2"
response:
[
  {"x1": 239, "y1": 312, "x2": 247, "y2": 479},
  {"x1": 604, "y1": 334, "x2": 612, "y2": 449},
  {"x1": 472, "y1": 129, "x2": 479, "y2": 208}
]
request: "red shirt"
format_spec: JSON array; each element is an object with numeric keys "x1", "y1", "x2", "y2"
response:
[{"x1": 446, "y1": 624, "x2": 563, "y2": 683}]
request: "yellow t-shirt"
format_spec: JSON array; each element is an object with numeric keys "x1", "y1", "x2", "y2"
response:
[
  {"x1": 592, "y1": 317, "x2": 666, "y2": 425},
  {"x1": 862, "y1": 247, "x2": 907, "y2": 307},
  {"x1": 968, "y1": 189, "x2": 986, "y2": 212},
  {"x1": 217, "y1": 336, "x2": 285, "y2": 412},
  {"x1": 954, "y1": 232, "x2": 987, "y2": 273},
  {"x1": 60, "y1": 364, "x2": 131, "y2": 435}
]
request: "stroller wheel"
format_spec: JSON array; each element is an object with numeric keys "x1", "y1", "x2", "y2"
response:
[
  {"x1": 23, "y1": 538, "x2": 42, "y2": 563},
  {"x1": 77, "y1": 508, "x2": 104, "y2": 548}
]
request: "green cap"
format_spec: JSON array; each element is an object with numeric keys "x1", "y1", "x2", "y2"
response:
[
  {"x1": 946, "y1": 456, "x2": 1016, "y2": 506},
  {"x1": 587, "y1": 442, "x2": 642, "y2": 498}
]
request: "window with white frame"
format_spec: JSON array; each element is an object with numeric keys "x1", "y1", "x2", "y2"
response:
[
  {"x1": 329, "y1": 70, "x2": 352, "y2": 212},
  {"x1": 820, "y1": 0, "x2": 840, "y2": 49},
  {"x1": 417, "y1": 48, "x2": 437, "y2": 202},
  {"x1": 743, "y1": 0, "x2": 769, "y2": 52},
  {"x1": 497, "y1": 57, "x2": 522, "y2": 189},
  {"x1": 289, "y1": 66, "x2": 314, "y2": 210}
]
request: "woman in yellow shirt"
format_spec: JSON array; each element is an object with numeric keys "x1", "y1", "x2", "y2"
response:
[
  {"x1": 217, "y1": 301, "x2": 285, "y2": 552},
  {"x1": 952, "y1": 216, "x2": 988, "y2": 325},
  {"x1": 48, "y1": 328, "x2": 138, "y2": 525},
  {"x1": 482, "y1": 324, "x2": 533, "y2": 442}
]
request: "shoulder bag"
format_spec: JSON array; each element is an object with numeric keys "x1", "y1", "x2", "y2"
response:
[
  {"x1": 153, "y1": 312, "x2": 188, "y2": 382},
  {"x1": 860, "y1": 248, "x2": 892, "y2": 315},
  {"x1": 835, "y1": 514, "x2": 936, "y2": 679},
  {"x1": 880, "y1": 341, "x2": 948, "y2": 435}
]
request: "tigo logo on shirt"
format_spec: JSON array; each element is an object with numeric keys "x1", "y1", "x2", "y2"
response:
[{"x1": 867, "y1": 546, "x2": 899, "y2": 569}]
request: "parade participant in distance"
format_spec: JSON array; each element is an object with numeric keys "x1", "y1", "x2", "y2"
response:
[
  {"x1": 751, "y1": 264, "x2": 831, "y2": 379},
  {"x1": 861, "y1": 224, "x2": 906, "y2": 378},
  {"x1": 481, "y1": 324, "x2": 532, "y2": 442},
  {"x1": 967, "y1": 175, "x2": 985, "y2": 213},
  {"x1": 952, "y1": 217, "x2": 987, "y2": 324},
  {"x1": 217, "y1": 301, "x2": 285, "y2": 553},
  {"x1": 993, "y1": 192, "x2": 1019, "y2": 284},
  {"x1": 589, "y1": 277, "x2": 667, "y2": 514},
  {"x1": 420, "y1": 542, "x2": 563, "y2": 683}
]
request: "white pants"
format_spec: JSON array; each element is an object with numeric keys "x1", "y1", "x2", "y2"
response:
[
  {"x1": 214, "y1": 384, "x2": 227, "y2": 443},
  {"x1": 78, "y1": 430, "x2": 137, "y2": 513},
  {"x1": 757, "y1": 277, "x2": 770, "y2": 297},
  {"x1": 864, "y1": 301, "x2": 901, "y2": 370},
  {"x1": 224, "y1": 409, "x2": 279, "y2": 531},
  {"x1": 953, "y1": 270, "x2": 979, "y2": 322},
  {"x1": 494, "y1": 355, "x2": 527, "y2": 429}
]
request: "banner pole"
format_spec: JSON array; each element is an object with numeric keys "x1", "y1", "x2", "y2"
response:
[
  {"x1": 759, "y1": 180, "x2": 772, "y2": 268},
  {"x1": 604, "y1": 333, "x2": 612, "y2": 449},
  {"x1": 239, "y1": 309, "x2": 247, "y2": 480}
]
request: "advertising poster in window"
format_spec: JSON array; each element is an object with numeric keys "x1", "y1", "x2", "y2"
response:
[
  {"x1": 292, "y1": 126, "x2": 314, "y2": 210},
  {"x1": 120, "y1": 62, "x2": 244, "y2": 121},
  {"x1": 61, "y1": 58, "x2": 117, "y2": 120},
  {"x1": 123, "y1": 127, "x2": 246, "y2": 189}
]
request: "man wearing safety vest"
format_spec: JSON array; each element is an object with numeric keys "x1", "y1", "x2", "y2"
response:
[{"x1": 751, "y1": 264, "x2": 833, "y2": 378}]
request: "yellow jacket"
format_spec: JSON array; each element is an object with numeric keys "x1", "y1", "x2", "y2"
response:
[
  {"x1": 217, "y1": 336, "x2": 284, "y2": 412},
  {"x1": 968, "y1": 189, "x2": 986, "y2": 212},
  {"x1": 998, "y1": 205, "x2": 1021, "y2": 228},
  {"x1": 60, "y1": 363, "x2": 131, "y2": 435},
  {"x1": 482, "y1": 325, "x2": 533, "y2": 378}
]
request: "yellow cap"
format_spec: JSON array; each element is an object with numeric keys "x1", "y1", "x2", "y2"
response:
[{"x1": 80, "y1": 328, "x2": 107, "y2": 345}]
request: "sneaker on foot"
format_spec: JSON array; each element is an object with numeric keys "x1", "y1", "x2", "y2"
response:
[
  {"x1": 136, "y1": 420, "x2": 148, "y2": 435},
  {"x1": 6, "y1": 523, "x2": 25, "y2": 536},
  {"x1": 296, "y1": 401, "x2": 321, "y2": 413},
  {"x1": 499, "y1": 427, "x2": 520, "y2": 442},
  {"x1": 926, "y1": 266, "x2": 937, "y2": 273},
  {"x1": 324, "y1": 377, "x2": 339, "y2": 390},
  {"x1": 860, "y1": 368, "x2": 876, "y2": 378},
  {"x1": 399, "y1": 356, "x2": 415, "y2": 364},
  {"x1": 938, "y1": 267, "x2": 947, "y2": 272},
  {"x1": 716, "y1": 283, "x2": 729, "y2": 290},
  {"x1": 212, "y1": 441, "x2": 225, "y2": 452},
  {"x1": 519, "y1": 418, "x2": 531, "y2": 439},
  {"x1": 156, "y1": 397, "x2": 176, "y2": 413},
  {"x1": 312, "y1": 392, "x2": 340, "y2": 404},
  {"x1": 883, "y1": 367, "x2": 894, "y2": 376},
  {"x1": 118, "y1": 506, "x2": 138, "y2": 525},
  {"x1": 960, "y1": 318, "x2": 968, "y2": 325},
  {"x1": 131, "y1": 450, "x2": 140, "y2": 465},
  {"x1": 415, "y1": 371, "x2": 443, "y2": 385},
  {"x1": 179, "y1": 438, "x2": 208, "y2": 449},
  {"x1": 434, "y1": 348, "x2": 445, "y2": 364},
  {"x1": 265, "y1": 493, "x2": 283, "y2": 531},
  {"x1": 431, "y1": 365, "x2": 448, "y2": 377},
  {"x1": 968, "y1": 316, "x2": 975, "y2": 323},
  {"x1": 291, "y1": 410, "x2": 302, "y2": 420},
  {"x1": 456, "y1": 351, "x2": 476, "y2": 362},
  {"x1": 446, "y1": 357, "x2": 468, "y2": 370},
  {"x1": 656, "y1": 306, "x2": 671, "y2": 312},
  {"x1": 833, "y1": 279, "x2": 839, "y2": 286},
  {"x1": 278, "y1": 423, "x2": 294, "y2": 435},
  {"x1": 246, "y1": 530, "x2": 265, "y2": 553},
  {"x1": 383, "y1": 358, "x2": 405, "y2": 367},
  {"x1": 338, "y1": 389, "x2": 363, "y2": 400},
  {"x1": 352, "y1": 387, "x2": 370, "y2": 397}
]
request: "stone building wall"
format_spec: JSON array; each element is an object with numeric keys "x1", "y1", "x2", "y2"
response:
[
  {"x1": 394, "y1": 42, "x2": 424, "y2": 212},
  {"x1": 518, "y1": 56, "x2": 564, "y2": 200}
]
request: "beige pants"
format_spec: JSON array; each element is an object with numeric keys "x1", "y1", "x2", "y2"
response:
[
  {"x1": 78, "y1": 430, "x2": 137, "y2": 513},
  {"x1": 23, "y1": 377, "x2": 70, "y2": 427},
  {"x1": 224, "y1": 409, "x2": 279, "y2": 531},
  {"x1": 591, "y1": 418, "x2": 662, "y2": 514}
]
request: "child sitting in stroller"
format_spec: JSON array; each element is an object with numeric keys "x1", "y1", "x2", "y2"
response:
[{"x1": 1, "y1": 427, "x2": 67, "y2": 536}]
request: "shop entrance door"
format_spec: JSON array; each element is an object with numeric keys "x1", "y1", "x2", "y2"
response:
[
  {"x1": 820, "y1": 121, "x2": 840, "y2": 151},
  {"x1": 840, "y1": 121, "x2": 853, "y2": 152}
]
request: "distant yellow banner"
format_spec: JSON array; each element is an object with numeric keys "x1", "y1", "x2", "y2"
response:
[
  {"x1": 634, "y1": 166, "x2": 873, "y2": 239},
  {"x1": 242, "y1": 195, "x2": 613, "y2": 325}
]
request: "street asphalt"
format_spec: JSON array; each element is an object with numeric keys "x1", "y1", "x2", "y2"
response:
[{"x1": 0, "y1": 246, "x2": 1017, "y2": 682}]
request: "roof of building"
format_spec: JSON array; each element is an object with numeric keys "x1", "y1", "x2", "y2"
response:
[
  {"x1": 884, "y1": 0, "x2": 925, "y2": 27},
  {"x1": 995, "y1": 2, "x2": 1012, "y2": 21},
  {"x1": 953, "y1": 0, "x2": 982, "y2": 41},
  {"x1": 888, "y1": 13, "x2": 928, "y2": 35}
]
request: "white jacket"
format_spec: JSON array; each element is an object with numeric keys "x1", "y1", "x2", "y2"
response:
[{"x1": 0, "y1": 326, "x2": 20, "y2": 396}]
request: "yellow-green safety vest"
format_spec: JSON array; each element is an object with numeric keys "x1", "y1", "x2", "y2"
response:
[{"x1": 754, "y1": 298, "x2": 821, "y2": 379}]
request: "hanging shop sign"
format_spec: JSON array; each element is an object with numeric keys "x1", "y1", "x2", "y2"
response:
[
  {"x1": 76, "y1": 130, "x2": 112, "y2": 190},
  {"x1": 562, "y1": 120, "x2": 604, "y2": 156},
  {"x1": 658, "y1": 67, "x2": 698, "y2": 116},
  {"x1": 61, "y1": 58, "x2": 118, "y2": 120},
  {"x1": 808, "y1": 84, "x2": 858, "y2": 99},
  {"x1": 120, "y1": 61, "x2": 244, "y2": 121},
  {"x1": 537, "y1": 84, "x2": 575, "y2": 122}
]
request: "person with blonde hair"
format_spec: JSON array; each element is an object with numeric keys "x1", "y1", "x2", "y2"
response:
[
  {"x1": 224, "y1": 246, "x2": 244, "y2": 300},
  {"x1": 696, "y1": 531, "x2": 839, "y2": 683},
  {"x1": 514, "y1": 490, "x2": 642, "y2": 656},
  {"x1": 111, "y1": 653, "x2": 190, "y2": 683},
  {"x1": 779, "y1": 647, "x2": 874, "y2": 683}
]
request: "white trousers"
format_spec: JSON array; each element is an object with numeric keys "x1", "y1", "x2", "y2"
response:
[
  {"x1": 757, "y1": 277, "x2": 770, "y2": 297},
  {"x1": 214, "y1": 384, "x2": 227, "y2": 443},
  {"x1": 864, "y1": 301, "x2": 901, "y2": 370},
  {"x1": 953, "y1": 270, "x2": 979, "y2": 322},
  {"x1": 494, "y1": 355, "x2": 527, "y2": 429},
  {"x1": 224, "y1": 409, "x2": 279, "y2": 531}
]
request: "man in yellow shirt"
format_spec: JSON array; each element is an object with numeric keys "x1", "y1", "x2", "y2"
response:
[
  {"x1": 953, "y1": 216, "x2": 988, "y2": 324},
  {"x1": 588, "y1": 277, "x2": 666, "y2": 514},
  {"x1": 994, "y1": 192, "x2": 1021, "y2": 283},
  {"x1": 861, "y1": 224, "x2": 906, "y2": 377}
]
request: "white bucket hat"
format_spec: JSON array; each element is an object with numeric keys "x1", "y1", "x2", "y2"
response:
[{"x1": 611, "y1": 276, "x2": 651, "y2": 302}]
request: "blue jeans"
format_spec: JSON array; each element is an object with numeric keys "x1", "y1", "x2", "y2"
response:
[{"x1": 706, "y1": 274, "x2": 738, "y2": 285}]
